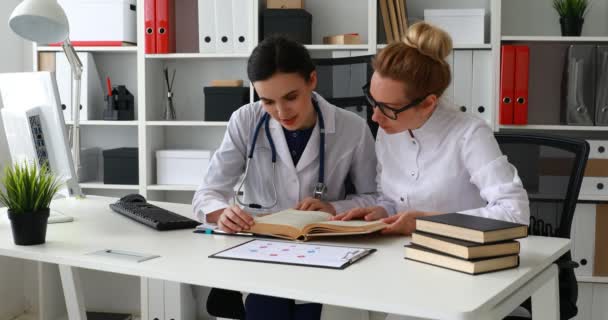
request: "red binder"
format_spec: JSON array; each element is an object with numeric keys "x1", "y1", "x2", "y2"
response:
[
  {"x1": 156, "y1": 0, "x2": 176, "y2": 54},
  {"x1": 145, "y1": 0, "x2": 156, "y2": 54},
  {"x1": 500, "y1": 45, "x2": 515, "y2": 125},
  {"x1": 513, "y1": 46, "x2": 530, "y2": 125}
]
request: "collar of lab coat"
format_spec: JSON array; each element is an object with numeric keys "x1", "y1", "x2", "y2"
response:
[
  {"x1": 410, "y1": 103, "x2": 449, "y2": 149},
  {"x1": 267, "y1": 92, "x2": 336, "y2": 172}
]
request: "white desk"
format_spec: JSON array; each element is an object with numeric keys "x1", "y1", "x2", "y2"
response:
[{"x1": 0, "y1": 196, "x2": 569, "y2": 320}]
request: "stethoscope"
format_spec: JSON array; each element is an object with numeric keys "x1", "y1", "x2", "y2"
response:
[{"x1": 235, "y1": 98, "x2": 327, "y2": 209}]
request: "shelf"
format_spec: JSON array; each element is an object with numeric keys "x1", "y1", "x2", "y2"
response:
[
  {"x1": 147, "y1": 184, "x2": 198, "y2": 191},
  {"x1": 499, "y1": 125, "x2": 608, "y2": 131},
  {"x1": 145, "y1": 53, "x2": 250, "y2": 59},
  {"x1": 80, "y1": 182, "x2": 139, "y2": 190},
  {"x1": 377, "y1": 43, "x2": 491, "y2": 50},
  {"x1": 502, "y1": 36, "x2": 608, "y2": 42},
  {"x1": 146, "y1": 121, "x2": 228, "y2": 127},
  {"x1": 577, "y1": 276, "x2": 608, "y2": 283},
  {"x1": 578, "y1": 194, "x2": 608, "y2": 202},
  {"x1": 305, "y1": 44, "x2": 370, "y2": 51},
  {"x1": 65, "y1": 120, "x2": 138, "y2": 126},
  {"x1": 37, "y1": 46, "x2": 137, "y2": 53}
]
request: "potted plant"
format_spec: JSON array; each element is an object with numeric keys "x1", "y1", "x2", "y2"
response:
[
  {"x1": 553, "y1": 0, "x2": 589, "y2": 36},
  {"x1": 0, "y1": 162, "x2": 63, "y2": 245}
]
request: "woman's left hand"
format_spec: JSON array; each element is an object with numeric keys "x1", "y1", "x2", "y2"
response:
[
  {"x1": 295, "y1": 197, "x2": 337, "y2": 215},
  {"x1": 380, "y1": 211, "x2": 439, "y2": 236}
]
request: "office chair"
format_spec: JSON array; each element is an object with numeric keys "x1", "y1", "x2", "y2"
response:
[{"x1": 496, "y1": 133, "x2": 589, "y2": 320}]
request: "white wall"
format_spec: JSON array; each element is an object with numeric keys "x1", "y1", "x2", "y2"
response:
[
  {"x1": 0, "y1": 1, "x2": 30, "y2": 318},
  {"x1": 0, "y1": 0, "x2": 28, "y2": 179}
]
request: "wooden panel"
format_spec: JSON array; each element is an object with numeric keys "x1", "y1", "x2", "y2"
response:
[{"x1": 594, "y1": 204, "x2": 608, "y2": 276}]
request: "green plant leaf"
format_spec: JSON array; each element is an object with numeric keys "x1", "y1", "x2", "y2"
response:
[{"x1": 0, "y1": 161, "x2": 64, "y2": 214}]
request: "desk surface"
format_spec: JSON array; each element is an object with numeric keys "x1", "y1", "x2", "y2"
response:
[{"x1": 0, "y1": 197, "x2": 570, "y2": 319}]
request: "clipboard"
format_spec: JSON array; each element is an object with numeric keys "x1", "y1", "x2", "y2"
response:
[{"x1": 209, "y1": 239, "x2": 376, "y2": 270}]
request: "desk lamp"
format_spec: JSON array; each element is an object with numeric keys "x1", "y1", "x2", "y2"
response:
[{"x1": 9, "y1": 0, "x2": 83, "y2": 192}]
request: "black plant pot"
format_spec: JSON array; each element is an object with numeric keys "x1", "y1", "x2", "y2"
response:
[
  {"x1": 8, "y1": 208, "x2": 50, "y2": 245},
  {"x1": 560, "y1": 16, "x2": 584, "y2": 36}
]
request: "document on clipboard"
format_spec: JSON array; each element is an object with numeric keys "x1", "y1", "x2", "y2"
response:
[{"x1": 209, "y1": 239, "x2": 376, "y2": 269}]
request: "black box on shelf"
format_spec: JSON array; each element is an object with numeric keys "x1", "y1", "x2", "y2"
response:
[
  {"x1": 204, "y1": 87, "x2": 250, "y2": 121},
  {"x1": 261, "y1": 9, "x2": 312, "y2": 44},
  {"x1": 102, "y1": 147, "x2": 138, "y2": 185}
]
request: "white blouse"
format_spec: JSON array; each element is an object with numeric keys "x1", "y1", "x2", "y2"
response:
[{"x1": 375, "y1": 104, "x2": 530, "y2": 225}]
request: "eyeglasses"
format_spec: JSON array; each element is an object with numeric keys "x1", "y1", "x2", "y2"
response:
[{"x1": 362, "y1": 83, "x2": 427, "y2": 120}]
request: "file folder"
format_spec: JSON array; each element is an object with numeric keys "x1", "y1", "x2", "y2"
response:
[
  {"x1": 513, "y1": 45, "x2": 529, "y2": 125},
  {"x1": 471, "y1": 50, "x2": 493, "y2": 126},
  {"x1": 454, "y1": 50, "x2": 473, "y2": 114},
  {"x1": 214, "y1": 0, "x2": 234, "y2": 53},
  {"x1": 572, "y1": 203, "x2": 596, "y2": 277},
  {"x1": 198, "y1": 0, "x2": 216, "y2": 53},
  {"x1": 144, "y1": 0, "x2": 156, "y2": 54},
  {"x1": 566, "y1": 45, "x2": 595, "y2": 125},
  {"x1": 55, "y1": 52, "x2": 104, "y2": 121},
  {"x1": 156, "y1": 0, "x2": 176, "y2": 53},
  {"x1": 500, "y1": 45, "x2": 515, "y2": 124},
  {"x1": 55, "y1": 52, "x2": 72, "y2": 121},
  {"x1": 595, "y1": 46, "x2": 608, "y2": 125},
  {"x1": 232, "y1": 0, "x2": 251, "y2": 54}
]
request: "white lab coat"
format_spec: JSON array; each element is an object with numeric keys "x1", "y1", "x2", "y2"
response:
[
  {"x1": 193, "y1": 92, "x2": 377, "y2": 222},
  {"x1": 374, "y1": 103, "x2": 530, "y2": 225}
]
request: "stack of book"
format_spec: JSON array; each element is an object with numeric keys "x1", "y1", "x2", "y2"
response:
[{"x1": 404, "y1": 213, "x2": 529, "y2": 275}]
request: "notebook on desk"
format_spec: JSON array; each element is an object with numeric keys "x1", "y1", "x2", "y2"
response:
[{"x1": 210, "y1": 239, "x2": 376, "y2": 269}]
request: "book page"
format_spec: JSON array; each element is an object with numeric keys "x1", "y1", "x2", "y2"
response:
[{"x1": 254, "y1": 209, "x2": 333, "y2": 230}]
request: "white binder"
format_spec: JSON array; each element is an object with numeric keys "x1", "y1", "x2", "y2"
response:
[
  {"x1": 232, "y1": 0, "x2": 251, "y2": 54},
  {"x1": 164, "y1": 281, "x2": 196, "y2": 320},
  {"x1": 80, "y1": 52, "x2": 104, "y2": 121},
  {"x1": 147, "y1": 278, "x2": 164, "y2": 320},
  {"x1": 214, "y1": 0, "x2": 234, "y2": 53},
  {"x1": 198, "y1": 0, "x2": 216, "y2": 53},
  {"x1": 571, "y1": 203, "x2": 596, "y2": 277},
  {"x1": 55, "y1": 52, "x2": 104, "y2": 121},
  {"x1": 443, "y1": 52, "x2": 455, "y2": 109},
  {"x1": 471, "y1": 50, "x2": 493, "y2": 126},
  {"x1": 453, "y1": 50, "x2": 473, "y2": 114},
  {"x1": 55, "y1": 53, "x2": 72, "y2": 121}
]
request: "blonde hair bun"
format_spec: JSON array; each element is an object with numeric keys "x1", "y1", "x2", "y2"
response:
[{"x1": 402, "y1": 22, "x2": 453, "y2": 63}]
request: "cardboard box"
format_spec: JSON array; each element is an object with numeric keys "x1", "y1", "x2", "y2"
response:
[
  {"x1": 323, "y1": 33, "x2": 362, "y2": 45},
  {"x1": 267, "y1": 0, "x2": 304, "y2": 9},
  {"x1": 211, "y1": 80, "x2": 244, "y2": 87}
]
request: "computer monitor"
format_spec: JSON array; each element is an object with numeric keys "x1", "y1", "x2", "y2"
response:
[{"x1": 0, "y1": 72, "x2": 81, "y2": 222}]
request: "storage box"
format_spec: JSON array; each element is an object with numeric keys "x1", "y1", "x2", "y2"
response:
[
  {"x1": 57, "y1": 0, "x2": 137, "y2": 45},
  {"x1": 424, "y1": 9, "x2": 486, "y2": 44},
  {"x1": 102, "y1": 148, "x2": 138, "y2": 185},
  {"x1": 156, "y1": 150, "x2": 213, "y2": 185},
  {"x1": 267, "y1": 0, "x2": 304, "y2": 9},
  {"x1": 261, "y1": 9, "x2": 312, "y2": 44},
  {"x1": 78, "y1": 147, "x2": 100, "y2": 183},
  {"x1": 323, "y1": 33, "x2": 361, "y2": 45},
  {"x1": 204, "y1": 87, "x2": 250, "y2": 121}
]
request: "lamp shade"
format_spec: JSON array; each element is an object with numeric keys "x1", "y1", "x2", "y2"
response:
[{"x1": 9, "y1": 0, "x2": 69, "y2": 43}]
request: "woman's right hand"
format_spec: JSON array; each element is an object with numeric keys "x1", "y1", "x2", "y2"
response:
[
  {"x1": 332, "y1": 206, "x2": 388, "y2": 221},
  {"x1": 217, "y1": 206, "x2": 255, "y2": 233}
]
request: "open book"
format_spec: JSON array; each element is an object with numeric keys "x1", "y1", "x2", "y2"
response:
[{"x1": 248, "y1": 210, "x2": 387, "y2": 241}]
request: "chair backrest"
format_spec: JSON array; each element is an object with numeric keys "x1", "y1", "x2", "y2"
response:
[
  {"x1": 312, "y1": 55, "x2": 378, "y2": 137},
  {"x1": 495, "y1": 133, "x2": 589, "y2": 239}
]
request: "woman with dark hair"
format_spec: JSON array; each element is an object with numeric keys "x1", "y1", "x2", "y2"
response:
[{"x1": 192, "y1": 36, "x2": 377, "y2": 319}]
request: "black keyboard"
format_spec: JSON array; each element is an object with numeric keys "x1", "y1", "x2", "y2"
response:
[{"x1": 109, "y1": 194, "x2": 200, "y2": 231}]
